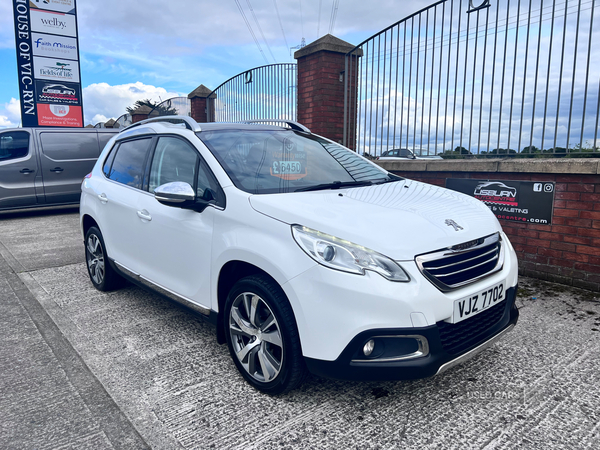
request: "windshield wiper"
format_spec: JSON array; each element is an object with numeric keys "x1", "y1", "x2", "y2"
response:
[
  {"x1": 373, "y1": 174, "x2": 404, "y2": 184},
  {"x1": 295, "y1": 180, "x2": 373, "y2": 192}
]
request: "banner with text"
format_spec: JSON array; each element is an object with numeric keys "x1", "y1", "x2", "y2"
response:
[
  {"x1": 445, "y1": 178, "x2": 555, "y2": 225},
  {"x1": 13, "y1": 0, "x2": 82, "y2": 127}
]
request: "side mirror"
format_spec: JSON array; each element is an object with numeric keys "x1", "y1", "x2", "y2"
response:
[
  {"x1": 154, "y1": 182, "x2": 214, "y2": 212},
  {"x1": 154, "y1": 181, "x2": 197, "y2": 208}
]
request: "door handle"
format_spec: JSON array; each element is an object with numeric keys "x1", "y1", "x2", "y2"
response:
[
  {"x1": 50, "y1": 167, "x2": 64, "y2": 173},
  {"x1": 98, "y1": 193, "x2": 108, "y2": 203},
  {"x1": 20, "y1": 168, "x2": 34, "y2": 174},
  {"x1": 137, "y1": 210, "x2": 152, "y2": 221}
]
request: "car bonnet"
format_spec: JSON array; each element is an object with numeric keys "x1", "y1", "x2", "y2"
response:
[{"x1": 248, "y1": 179, "x2": 502, "y2": 261}]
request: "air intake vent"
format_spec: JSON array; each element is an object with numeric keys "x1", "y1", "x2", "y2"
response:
[
  {"x1": 437, "y1": 299, "x2": 507, "y2": 354},
  {"x1": 416, "y1": 233, "x2": 503, "y2": 292}
]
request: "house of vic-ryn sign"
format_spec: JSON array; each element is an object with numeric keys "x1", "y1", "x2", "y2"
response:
[{"x1": 13, "y1": 0, "x2": 83, "y2": 127}]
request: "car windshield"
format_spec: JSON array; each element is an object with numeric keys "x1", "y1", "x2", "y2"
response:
[{"x1": 198, "y1": 129, "x2": 399, "y2": 194}]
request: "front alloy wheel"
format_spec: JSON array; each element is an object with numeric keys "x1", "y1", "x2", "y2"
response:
[
  {"x1": 229, "y1": 292, "x2": 283, "y2": 382},
  {"x1": 225, "y1": 275, "x2": 306, "y2": 394}
]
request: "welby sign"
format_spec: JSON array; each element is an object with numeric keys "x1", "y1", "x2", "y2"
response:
[
  {"x1": 30, "y1": 9, "x2": 77, "y2": 37},
  {"x1": 446, "y1": 178, "x2": 555, "y2": 225},
  {"x1": 12, "y1": 0, "x2": 82, "y2": 127}
]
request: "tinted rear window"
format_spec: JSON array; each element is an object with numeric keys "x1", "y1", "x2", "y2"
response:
[{"x1": 106, "y1": 138, "x2": 151, "y2": 189}]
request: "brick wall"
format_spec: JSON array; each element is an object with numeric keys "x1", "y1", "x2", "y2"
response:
[
  {"x1": 297, "y1": 51, "x2": 347, "y2": 142},
  {"x1": 190, "y1": 97, "x2": 209, "y2": 123},
  {"x1": 295, "y1": 34, "x2": 360, "y2": 145},
  {"x1": 379, "y1": 160, "x2": 600, "y2": 292}
]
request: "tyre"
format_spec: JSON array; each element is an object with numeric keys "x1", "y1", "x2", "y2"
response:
[
  {"x1": 85, "y1": 226, "x2": 123, "y2": 291},
  {"x1": 224, "y1": 275, "x2": 307, "y2": 394}
]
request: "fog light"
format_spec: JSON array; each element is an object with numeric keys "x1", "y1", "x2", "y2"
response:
[{"x1": 363, "y1": 339, "x2": 375, "y2": 356}]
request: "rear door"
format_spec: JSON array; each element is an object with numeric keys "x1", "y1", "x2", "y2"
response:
[
  {"x1": 0, "y1": 130, "x2": 39, "y2": 210},
  {"x1": 97, "y1": 136, "x2": 154, "y2": 271},
  {"x1": 38, "y1": 131, "x2": 101, "y2": 204}
]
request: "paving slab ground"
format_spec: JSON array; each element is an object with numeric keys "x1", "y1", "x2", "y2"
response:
[{"x1": 1, "y1": 208, "x2": 599, "y2": 449}]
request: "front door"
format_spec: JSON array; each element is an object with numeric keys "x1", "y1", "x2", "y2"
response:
[{"x1": 132, "y1": 135, "x2": 221, "y2": 309}]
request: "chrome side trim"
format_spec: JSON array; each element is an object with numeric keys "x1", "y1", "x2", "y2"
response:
[
  {"x1": 113, "y1": 260, "x2": 210, "y2": 316},
  {"x1": 436, "y1": 324, "x2": 515, "y2": 376},
  {"x1": 114, "y1": 261, "x2": 139, "y2": 278},
  {"x1": 351, "y1": 335, "x2": 429, "y2": 363}
]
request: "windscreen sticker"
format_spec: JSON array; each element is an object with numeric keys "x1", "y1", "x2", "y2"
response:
[
  {"x1": 270, "y1": 160, "x2": 307, "y2": 180},
  {"x1": 269, "y1": 143, "x2": 307, "y2": 180}
]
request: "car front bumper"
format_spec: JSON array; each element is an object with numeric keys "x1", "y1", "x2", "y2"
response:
[{"x1": 304, "y1": 285, "x2": 519, "y2": 381}]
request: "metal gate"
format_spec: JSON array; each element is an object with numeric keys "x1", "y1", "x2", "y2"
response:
[
  {"x1": 207, "y1": 63, "x2": 297, "y2": 123},
  {"x1": 343, "y1": 0, "x2": 600, "y2": 157}
]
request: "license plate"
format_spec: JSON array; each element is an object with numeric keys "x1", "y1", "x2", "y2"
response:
[{"x1": 451, "y1": 281, "x2": 506, "y2": 323}]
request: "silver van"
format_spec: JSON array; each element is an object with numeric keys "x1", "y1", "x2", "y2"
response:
[{"x1": 0, "y1": 127, "x2": 118, "y2": 211}]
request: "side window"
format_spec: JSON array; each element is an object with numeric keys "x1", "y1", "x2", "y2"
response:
[
  {"x1": 107, "y1": 138, "x2": 151, "y2": 189},
  {"x1": 40, "y1": 132, "x2": 99, "y2": 160},
  {"x1": 196, "y1": 159, "x2": 221, "y2": 202},
  {"x1": 102, "y1": 146, "x2": 117, "y2": 178},
  {"x1": 148, "y1": 137, "x2": 198, "y2": 193},
  {"x1": 0, "y1": 131, "x2": 29, "y2": 161}
]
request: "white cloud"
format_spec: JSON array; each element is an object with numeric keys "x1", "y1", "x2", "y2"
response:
[
  {"x1": 0, "y1": 98, "x2": 22, "y2": 128},
  {"x1": 90, "y1": 114, "x2": 109, "y2": 125},
  {"x1": 82, "y1": 81, "x2": 182, "y2": 125}
]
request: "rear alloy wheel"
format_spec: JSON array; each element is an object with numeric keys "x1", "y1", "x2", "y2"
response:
[
  {"x1": 85, "y1": 226, "x2": 123, "y2": 291},
  {"x1": 225, "y1": 275, "x2": 306, "y2": 394}
]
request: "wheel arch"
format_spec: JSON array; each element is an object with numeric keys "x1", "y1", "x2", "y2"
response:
[
  {"x1": 216, "y1": 261, "x2": 285, "y2": 345},
  {"x1": 81, "y1": 214, "x2": 99, "y2": 237}
]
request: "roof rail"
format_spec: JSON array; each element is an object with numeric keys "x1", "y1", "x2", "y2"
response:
[
  {"x1": 122, "y1": 115, "x2": 201, "y2": 133},
  {"x1": 239, "y1": 120, "x2": 310, "y2": 133}
]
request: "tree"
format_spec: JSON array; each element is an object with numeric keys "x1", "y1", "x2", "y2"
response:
[
  {"x1": 126, "y1": 98, "x2": 158, "y2": 114},
  {"x1": 126, "y1": 98, "x2": 177, "y2": 116},
  {"x1": 521, "y1": 145, "x2": 540, "y2": 154}
]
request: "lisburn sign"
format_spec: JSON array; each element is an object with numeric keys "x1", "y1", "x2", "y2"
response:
[{"x1": 446, "y1": 178, "x2": 555, "y2": 225}]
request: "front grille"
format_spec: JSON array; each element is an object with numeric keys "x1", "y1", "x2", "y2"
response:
[
  {"x1": 437, "y1": 299, "x2": 507, "y2": 355},
  {"x1": 416, "y1": 233, "x2": 503, "y2": 291}
]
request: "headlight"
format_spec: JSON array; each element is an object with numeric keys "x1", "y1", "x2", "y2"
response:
[{"x1": 291, "y1": 225, "x2": 410, "y2": 282}]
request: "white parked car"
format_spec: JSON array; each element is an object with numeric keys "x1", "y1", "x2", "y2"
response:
[{"x1": 80, "y1": 116, "x2": 519, "y2": 394}]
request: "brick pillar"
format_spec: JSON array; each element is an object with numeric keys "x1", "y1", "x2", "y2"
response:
[
  {"x1": 294, "y1": 34, "x2": 361, "y2": 147},
  {"x1": 188, "y1": 84, "x2": 216, "y2": 123},
  {"x1": 131, "y1": 105, "x2": 152, "y2": 123}
]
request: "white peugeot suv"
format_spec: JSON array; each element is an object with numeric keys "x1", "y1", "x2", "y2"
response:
[{"x1": 80, "y1": 116, "x2": 519, "y2": 394}]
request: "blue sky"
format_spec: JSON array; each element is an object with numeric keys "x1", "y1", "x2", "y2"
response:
[{"x1": 0, "y1": 0, "x2": 429, "y2": 127}]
